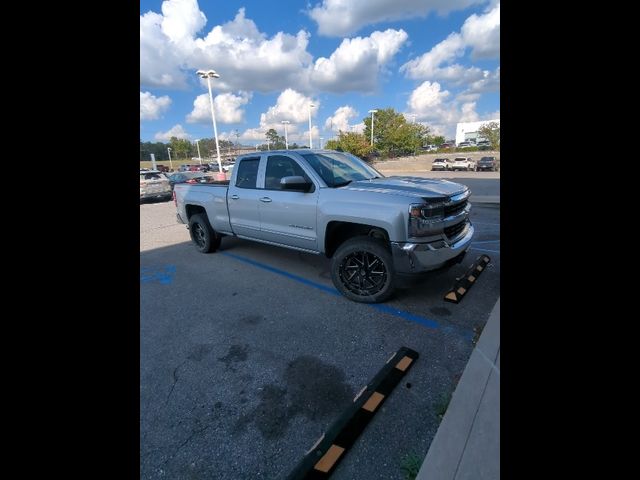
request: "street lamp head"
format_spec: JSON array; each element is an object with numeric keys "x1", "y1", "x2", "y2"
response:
[
  {"x1": 369, "y1": 109, "x2": 378, "y2": 114},
  {"x1": 309, "y1": 103, "x2": 315, "y2": 108},
  {"x1": 281, "y1": 120, "x2": 290, "y2": 124},
  {"x1": 196, "y1": 69, "x2": 220, "y2": 78}
]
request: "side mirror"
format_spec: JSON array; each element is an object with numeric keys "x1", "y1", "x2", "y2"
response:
[{"x1": 280, "y1": 176, "x2": 312, "y2": 192}]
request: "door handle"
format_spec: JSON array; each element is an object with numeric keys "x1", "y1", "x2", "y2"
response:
[
  {"x1": 259, "y1": 197, "x2": 272, "y2": 203},
  {"x1": 230, "y1": 194, "x2": 239, "y2": 200}
]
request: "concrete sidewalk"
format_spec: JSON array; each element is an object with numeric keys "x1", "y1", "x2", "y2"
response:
[{"x1": 416, "y1": 298, "x2": 500, "y2": 480}]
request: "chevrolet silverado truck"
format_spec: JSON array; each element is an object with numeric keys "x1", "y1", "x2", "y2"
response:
[{"x1": 174, "y1": 149, "x2": 474, "y2": 303}]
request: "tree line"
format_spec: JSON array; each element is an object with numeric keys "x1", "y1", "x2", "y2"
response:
[{"x1": 140, "y1": 109, "x2": 500, "y2": 162}]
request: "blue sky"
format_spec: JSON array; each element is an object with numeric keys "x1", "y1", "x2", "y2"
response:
[{"x1": 140, "y1": 0, "x2": 500, "y2": 145}]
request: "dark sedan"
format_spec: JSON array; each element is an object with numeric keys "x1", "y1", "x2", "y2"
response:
[
  {"x1": 167, "y1": 172, "x2": 209, "y2": 190},
  {"x1": 476, "y1": 156, "x2": 498, "y2": 171}
]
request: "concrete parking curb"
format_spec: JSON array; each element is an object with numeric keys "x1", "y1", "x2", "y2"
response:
[{"x1": 415, "y1": 298, "x2": 500, "y2": 480}]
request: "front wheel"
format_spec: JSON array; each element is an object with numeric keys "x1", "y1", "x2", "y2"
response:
[
  {"x1": 188, "y1": 213, "x2": 221, "y2": 253},
  {"x1": 330, "y1": 236, "x2": 396, "y2": 303}
]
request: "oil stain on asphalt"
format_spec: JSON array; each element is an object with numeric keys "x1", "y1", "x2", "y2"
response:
[{"x1": 234, "y1": 356, "x2": 354, "y2": 439}]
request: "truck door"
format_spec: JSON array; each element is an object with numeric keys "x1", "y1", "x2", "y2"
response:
[
  {"x1": 227, "y1": 156, "x2": 262, "y2": 238},
  {"x1": 258, "y1": 154, "x2": 319, "y2": 251}
]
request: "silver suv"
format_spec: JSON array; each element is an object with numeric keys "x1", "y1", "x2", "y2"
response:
[{"x1": 140, "y1": 171, "x2": 172, "y2": 201}]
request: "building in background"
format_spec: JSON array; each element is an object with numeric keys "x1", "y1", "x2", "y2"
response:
[{"x1": 455, "y1": 119, "x2": 500, "y2": 146}]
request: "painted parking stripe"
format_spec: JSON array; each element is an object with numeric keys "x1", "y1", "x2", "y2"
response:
[
  {"x1": 221, "y1": 252, "x2": 461, "y2": 335},
  {"x1": 471, "y1": 239, "x2": 500, "y2": 245}
]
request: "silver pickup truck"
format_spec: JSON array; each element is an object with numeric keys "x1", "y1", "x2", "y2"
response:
[{"x1": 174, "y1": 149, "x2": 474, "y2": 303}]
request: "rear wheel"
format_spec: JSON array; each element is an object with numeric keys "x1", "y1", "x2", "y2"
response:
[
  {"x1": 188, "y1": 213, "x2": 221, "y2": 253},
  {"x1": 331, "y1": 236, "x2": 396, "y2": 303}
]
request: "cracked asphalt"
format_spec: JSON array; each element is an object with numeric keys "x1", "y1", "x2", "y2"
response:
[{"x1": 140, "y1": 189, "x2": 500, "y2": 479}]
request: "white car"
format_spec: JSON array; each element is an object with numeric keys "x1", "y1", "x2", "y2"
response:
[
  {"x1": 140, "y1": 170, "x2": 172, "y2": 201},
  {"x1": 431, "y1": 158, "x2": 453, "y2": 171},
  {"x1": 451, "y1": 157, "x2": 476, "y2": 171}
]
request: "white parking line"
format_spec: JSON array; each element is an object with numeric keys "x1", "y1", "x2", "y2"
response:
[{"x1": 471, "y1": 239, "x2": 500, "y2": 245}]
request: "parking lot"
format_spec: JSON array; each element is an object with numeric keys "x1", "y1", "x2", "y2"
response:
[{"x1": 140, "y1": 175, "x2": 500, "y2": 479}]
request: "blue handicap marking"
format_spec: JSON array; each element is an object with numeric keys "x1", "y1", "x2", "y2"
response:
[{"x1": 140, "y1": 264, "x2": 176, "y2": 285}]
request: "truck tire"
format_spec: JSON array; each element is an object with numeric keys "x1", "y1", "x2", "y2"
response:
[
  {"x1": 188, "y1": 213, "x2": 221, "y2": 253},
  {"x1": 331, "y1": 236, "x2": 396, "y2": 303}
]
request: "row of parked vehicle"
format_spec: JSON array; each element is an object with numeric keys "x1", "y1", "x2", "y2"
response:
[
  {"x1": 139, "y1": 169, "x2": 226, "y2": 202},
  {"x1": 431, "y1": 156, "x2": 498, "y2": 172}
]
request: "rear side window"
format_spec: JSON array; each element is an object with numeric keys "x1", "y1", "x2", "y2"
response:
[{"x1": 235, "y1": 158, "x2": 260, "y2": 189}]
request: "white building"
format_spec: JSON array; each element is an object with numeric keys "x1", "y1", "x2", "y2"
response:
[{"x1": 455, "y1": 119, "x2": 500, "y2": 146}]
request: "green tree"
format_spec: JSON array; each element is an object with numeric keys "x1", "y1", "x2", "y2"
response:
[
  {"x1": 478, "y1": 122, "x2": 500, "y2": 151},
  {"x1": 265, "y1": 128, "x2": 286, "y2": 149},
  {"x1": 170, "y1": 137, "x2": 193, "y2": 159},
  {"x1": 324, "y1": 132, "x2": 372, "y2": 159},
  {"x1": 363, "y1": 108, "x2": 429, "y2": 157},
  {"x1": 431, "y1": 135, "x2": 445, "y2": 146}
]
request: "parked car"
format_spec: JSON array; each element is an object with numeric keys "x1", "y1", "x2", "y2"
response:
[
  {"x1": 208, "y1": 162, "x2": 233, "y2": 173},
  {"x1": 439, "y1": 143, "x2": 453, "y2": 149},
  {"x1": 178, "y1": 164, "x2": 194, "y2": 172},
  {"x1": 476, "y1": 156, "x2": 498, "y2": 172},
  {"x1": 421, "y1": 144, "x2": 437, "y2": 152},
  {"x1": 457, "y1": 141, "x2": 472, "y2": 148},
  {"x1": 431, "y1": 158, "x2": 453, "y2": 171},
  {"x1": 140, "y1": 170, "x2": 172, "y2": 201},
  {"x1": 451, "y1": 157, "x2": 476, "y2": 171},
  {"x1": 167, "y1": 171, "x2": 209, "y2": 190},
  {"x1": 155, "y1": 164, "x2": 170, "y2": 173}
]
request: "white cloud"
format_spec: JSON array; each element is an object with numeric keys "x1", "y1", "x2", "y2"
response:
[
  {"x1": 140, "y1": 91, "x2": 172, "y2": 121},
  {"x1": 308, "y1": 0, "x2": 483, "y2": 37},
  {"x1": 461, "y1": 3, "x2": 500, "y2": 59},
  {"x1": 141, "y1": 2, "x2": 408, "y2": 94},
  {"x1": 261, "y1": 89, "x2": 319, "y2": 125},
  {"x1": 140, "y1": 11, "x2": 189, "y2": 88},
  {"x1": 310, "y1": 29, "x2": 408, "y2": 92},
  {"x1": 324, "y1": 106, "x2": 358, "y2": 133},
  {"x1": 160, "y1": 0, "x2": 207, "y2": 43},
  {"x1": 465, "y1": 67, "x2": 500, "y2": 93},
  {"x1": 235, "y1": 89, "x2": 317, "y2": 143},
  {"x1": 406, "y1": 80, "x2": 486, "y2": 138},
  {"x1": 186, "y1": 91, "x2": 251, "y2": 124},
  {"x1": 154, "y1": 124, "x2": 192, "y2": 141},
  {"x1": 401, "y1": 3, "x2": 499, "y2": 85},
  {"x1": 141, "y1": 4, "x2": 313, "y2": 92},
  {"x1": 407, "y1": 81, "x2": 450, "y2": 112}
]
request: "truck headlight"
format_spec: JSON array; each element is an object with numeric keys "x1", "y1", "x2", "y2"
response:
[{"x1": 408, "y1": 201, "x2": 445, "y2": 237}]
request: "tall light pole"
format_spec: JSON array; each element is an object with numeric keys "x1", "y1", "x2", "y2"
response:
[
  {"x1": 195, "y1": 139, "x2": 202, "y2": 165},
  {"x1": 167, "y1": 147, "x2": 173, "y2": 170},
  {"x1": 308, "y1": 103, "x2": 315, "y2": 148},
  {"x1": 281, "y1": 120, "x2": 290, "y2": 149},
  {"x1": 196, "y1": 69, "x2": 223, "y2": 177},
  {"x1": 320, "y1": 137, "x2": 324, "y2": 149},
  {"x1": 369, "y1": 109, "x2": 378, "y2": 146}
]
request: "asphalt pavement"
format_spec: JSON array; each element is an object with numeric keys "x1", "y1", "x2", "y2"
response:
[{"x1": 140, "y1": 173, "x2": 500, "y2": 479}]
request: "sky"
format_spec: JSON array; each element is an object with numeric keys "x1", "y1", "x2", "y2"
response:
[{"x1": 140, "y1": 0, "x2": 500, "y2": 146}]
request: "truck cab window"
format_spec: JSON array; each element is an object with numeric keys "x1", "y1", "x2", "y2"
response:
[
  {"x1": 235, "y1": 158, "x2": 260, "y2": 189},
  {"x1": 265, "y1": 155, "x2": 310, "y2": 190}
]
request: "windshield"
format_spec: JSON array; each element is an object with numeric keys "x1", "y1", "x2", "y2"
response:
[{"x1": 301, "y1": 151, "x2": 383, "y2": 187}]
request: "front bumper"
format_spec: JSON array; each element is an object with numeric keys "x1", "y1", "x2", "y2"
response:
[{"x1": 391, "y1": 224, "x2": 474, "y2": 274}]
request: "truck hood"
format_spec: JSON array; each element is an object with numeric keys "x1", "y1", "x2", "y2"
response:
[{"x1": 341, "y1": 176, "x2": 467, "y2": 199}]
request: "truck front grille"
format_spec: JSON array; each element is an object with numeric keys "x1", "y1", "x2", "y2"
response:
[
  {"x1": 444, "y1": 220, "x2": 468, "y2": 240},
  {"x1": 445, "y1": 199, "x2": 468, "y2": 217}
]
